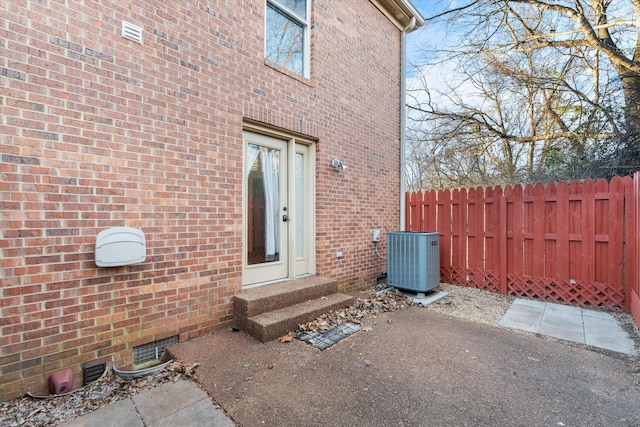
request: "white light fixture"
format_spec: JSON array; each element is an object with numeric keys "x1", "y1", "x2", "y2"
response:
[{"x1": 331, "y1": 158, "x2": 347, "y2": 170}]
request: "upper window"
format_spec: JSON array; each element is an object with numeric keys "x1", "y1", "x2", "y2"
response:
[{"x1": 265, "y1": 0, "x2": 310, "y2": 78}]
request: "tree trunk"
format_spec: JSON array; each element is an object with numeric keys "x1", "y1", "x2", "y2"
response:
[{"x1": 613, "y1": 67, "x2": 640, "y2": 173}]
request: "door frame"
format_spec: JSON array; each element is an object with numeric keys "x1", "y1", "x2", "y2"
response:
[{"x1": 242, "y1": 121, "x2": 316, "y2": 287}]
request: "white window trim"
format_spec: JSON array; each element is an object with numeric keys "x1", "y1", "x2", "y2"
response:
[{"x1": 265, "y1": 0, "x2": 311, "y2": 79}]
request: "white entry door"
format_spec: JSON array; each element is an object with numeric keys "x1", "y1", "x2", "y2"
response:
[{"x1": 243, "y1": 130, "x2": 315, "y2": 287}]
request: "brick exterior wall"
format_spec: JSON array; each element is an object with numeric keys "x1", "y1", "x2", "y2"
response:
[{"x1": 0, "y1": 0, "x2": 402, "y2": 399}]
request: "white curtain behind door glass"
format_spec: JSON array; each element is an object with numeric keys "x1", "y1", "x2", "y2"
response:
[
  {"x1": 246, "y1": 144, "x2": 260, "y2": 178},
  {"x1": 262, "y1": 147, "x2": 280, "y2": 261}
]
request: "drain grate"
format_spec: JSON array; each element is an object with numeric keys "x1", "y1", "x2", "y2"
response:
[
  {"x1": 133, "y1": 335, "x2": 178, "y2": 366},
  {"x1": 296, "y1": 322, "x2": 361, "y2": 350}
]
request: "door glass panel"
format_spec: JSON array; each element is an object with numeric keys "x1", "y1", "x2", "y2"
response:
[
  {"x1": 247, "y1": 144, "x2": 281, "y2": 265},
  {"x1": 295, "y1": 152, "x2": 304, "y2": 259}
]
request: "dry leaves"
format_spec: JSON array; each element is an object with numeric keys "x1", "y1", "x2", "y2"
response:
[
  {"x1": 279, "y1": 332, "x2": 295, "y2": 343},
  {"x1": 294, "y1": 285, "x2": 419, "y2": 336},
  {"x1": 0, "y1": 360, "x2": 200, "y2": 427}
]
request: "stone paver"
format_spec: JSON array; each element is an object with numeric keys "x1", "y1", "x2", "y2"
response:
[
  {"x1": 64, "y1": 380, "x2": 233, "y2": 427},
  {"x1": 64, "y1": 398, "x2": 143, "y2": 427}
]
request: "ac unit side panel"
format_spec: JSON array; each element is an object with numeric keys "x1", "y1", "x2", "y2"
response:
[{"x1": 424, "y1": 233, "x2": 440, "y2": 291}]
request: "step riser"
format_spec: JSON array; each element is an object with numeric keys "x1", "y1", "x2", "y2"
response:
[
  {"x1": 246, "y1": 296, "x2": 354, "y2": 342},
  {"x1": 234, "y1": 276, "x2": 353, "y2": 342},
  {"x1": 234, "y1": 276, "x2": 338, "y2": 319}
]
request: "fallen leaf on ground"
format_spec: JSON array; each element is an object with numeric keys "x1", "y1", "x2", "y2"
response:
[{"x1": 279, "y1": 332, "x2": 295, "y2": 343}]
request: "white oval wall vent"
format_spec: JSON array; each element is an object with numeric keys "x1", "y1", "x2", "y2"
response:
[{"x1": 95, "y1": 227, "x2": 146, "y2": 267}]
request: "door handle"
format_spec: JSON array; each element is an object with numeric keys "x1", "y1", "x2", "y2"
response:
[{"x1": 282, "y1": 214, "x2": 289, "y2": 222}]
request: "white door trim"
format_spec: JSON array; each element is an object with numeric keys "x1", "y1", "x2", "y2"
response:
[{"x1": 242, "y1": 123, "x2": 316, "y2": 287}]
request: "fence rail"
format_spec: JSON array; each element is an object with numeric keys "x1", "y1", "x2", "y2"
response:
[{"x1": 406, "y1": 174, "x2": 639, "y2": 312}]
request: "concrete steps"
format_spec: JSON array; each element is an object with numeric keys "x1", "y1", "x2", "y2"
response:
[{"x1": 234, "y1": 276, "x2": 354, "y2": 342}]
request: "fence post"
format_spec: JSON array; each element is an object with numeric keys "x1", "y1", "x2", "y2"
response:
[
  {"x1": 629, "y1": 172, "x2": 639, "y2": 313},
  {"x1": 405, "y1": 192, "x2": 411, "y2": 231}
]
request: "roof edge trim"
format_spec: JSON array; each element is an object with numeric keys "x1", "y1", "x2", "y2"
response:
[{"x1": 371, "y1": 0, "x2": 425, "y2": 31}]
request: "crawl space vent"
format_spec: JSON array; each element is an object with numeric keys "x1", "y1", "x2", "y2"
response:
[
  {"x1": 133, "y1": 336, "x2": 178, "y2": 366},
  {"x1": 122, "y1": 21, "x2": 142, "y2": 44},
  {"x1": 83, "y1": 361, "x2": 107, "y2": 386}
]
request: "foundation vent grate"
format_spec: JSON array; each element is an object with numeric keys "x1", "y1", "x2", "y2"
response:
[
  {"x1": 83, "y1": 361, "x2": 107, "y2": 386},
  {"x1": 133, "y1": 335, "x2": 178, "y2": 366}
]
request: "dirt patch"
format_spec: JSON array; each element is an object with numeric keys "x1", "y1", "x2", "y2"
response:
[{"x1": 426, "y1": 283, "x2": 516, "y2": 326}]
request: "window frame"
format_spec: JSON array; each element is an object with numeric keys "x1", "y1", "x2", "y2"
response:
[{"x1": 264, "y1": 0, "x2": 311, "y2": 79}]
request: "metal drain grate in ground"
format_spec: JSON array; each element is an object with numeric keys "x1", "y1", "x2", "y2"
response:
[{"x1": 296, "y1": 322, "x2": 361, "y2": 350}]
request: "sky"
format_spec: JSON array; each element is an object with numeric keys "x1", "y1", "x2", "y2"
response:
[
  {"x1": 403, "y1": 0, "x2": 482, "y2": 113},
  {"x1": 405, "y1": 0, "x2": 446, "y2": 74}
]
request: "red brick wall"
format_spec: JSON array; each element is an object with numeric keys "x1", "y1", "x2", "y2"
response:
[{"x1": 0, "y1": 0, "x2": 402, "y2": 399}]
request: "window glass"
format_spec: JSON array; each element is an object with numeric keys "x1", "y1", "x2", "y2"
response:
[
  {"x1": 295, "y1": 152, "x2": 304, "y2": 258},
  {"x1": 266, "y1": 1, "x2": 308, "y2": 76},
  {"x1": 278, "y1": 0, "x2": 306, "y2": 19}
]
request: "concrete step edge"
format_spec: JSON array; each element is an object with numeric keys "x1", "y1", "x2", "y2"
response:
[
  {"x1": 234, "y1": 276, "x2": 338, "y2": 319},
  {"x1": 246, "y1": 293, "x2": 354, "y2": 342}
]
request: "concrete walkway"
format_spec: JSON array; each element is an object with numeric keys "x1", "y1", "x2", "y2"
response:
[
  {"x1": 63, "y1": 379, "x2": 234, "y2": 427},
  {"x1": 499, "y1": 298, "x2": 638, "y2": 355}
]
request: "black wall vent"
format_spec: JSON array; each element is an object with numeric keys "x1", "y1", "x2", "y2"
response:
[{"x1": 83, "y1": 361, "x2": 107, "y2": 386}]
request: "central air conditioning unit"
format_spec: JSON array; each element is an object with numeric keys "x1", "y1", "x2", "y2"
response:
[{"x1": 387, "y1": 231, "x2": 440, "y2": 293}]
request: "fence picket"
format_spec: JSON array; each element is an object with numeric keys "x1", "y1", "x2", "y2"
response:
[
  {"x1": 544, "y1": 182, "x2": 558, "y2": 280},
  {"x1": 511, "y1": 184, "x2": 524, "y2": 278},
  {"x1": 407, "y1": 191, "x2": 421, "y2": 231},
  {"x1": 582, "y1": 179, "x2": 596, "y2": 282},
  {"x1": 556, "y1": 181, "x2": 570, "y2": 280},
  {"x1": 627, "y1": 175, "x2": 637, "y2": 311},
  {"x1": 439, "y1": 189, "x2": 452, "y2": 276},
  {"x1": 486, "y1": 186, "x2": 501, "y2": 272},
  {"x1": 467, "y1": 187, "x2": 481, "y2": 272},
  {"x1": 568, "y1": 180, "x2": 582, "y2": 281},
  {"x1": 499, "y1": 188, "x2": 507, "y2": 294},
  {"x1": 605, "y1": 178, "x2": 623, "y2": 287},
  {"x1": 425, "y1": 190, "x2": 437, "y2": 231},
  {"x1": 486, "y1": 186, "x2": 502, "y2": 293},
  {"x1": 532, "y1": 183, "x2": 546, "y2": 277}
]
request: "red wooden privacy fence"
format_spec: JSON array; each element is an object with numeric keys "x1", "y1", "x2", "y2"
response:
[{"x1": 406, "y1": 174, "x2": 640, "y2": 314}]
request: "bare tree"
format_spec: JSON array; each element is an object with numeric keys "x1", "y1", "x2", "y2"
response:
[{"x1": 407, "y1": 0, "x2": 639, "y2": 189}]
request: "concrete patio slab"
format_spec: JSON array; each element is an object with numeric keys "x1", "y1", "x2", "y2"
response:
[
  {"x1": 541, "y1": 309, "x2": 583, "y2": 329},
  {"x1": 538, "y1": 323, "x2": 585, "y2": 343},
  {"x1": 500, "y1": 299, "x2": 638, "y2": 355},
  {"x1": 498, "y1": 299, "x2": 545, "y2": 332},
  {"x1": 151, "y1": 398, "x2": 235, "y2": 427},
  {"x1": 399, "y1": 290, "x2": 449, "y2": 306},
  {"x1": 64, "y1": 380, "x2": 233, "y2": 427},
  {"x1": 64, "y1": 397, "x2": 143, "y2": 427},
  {"x1": 132, "y1": 380, "x2": 210, "y2": 425}
]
